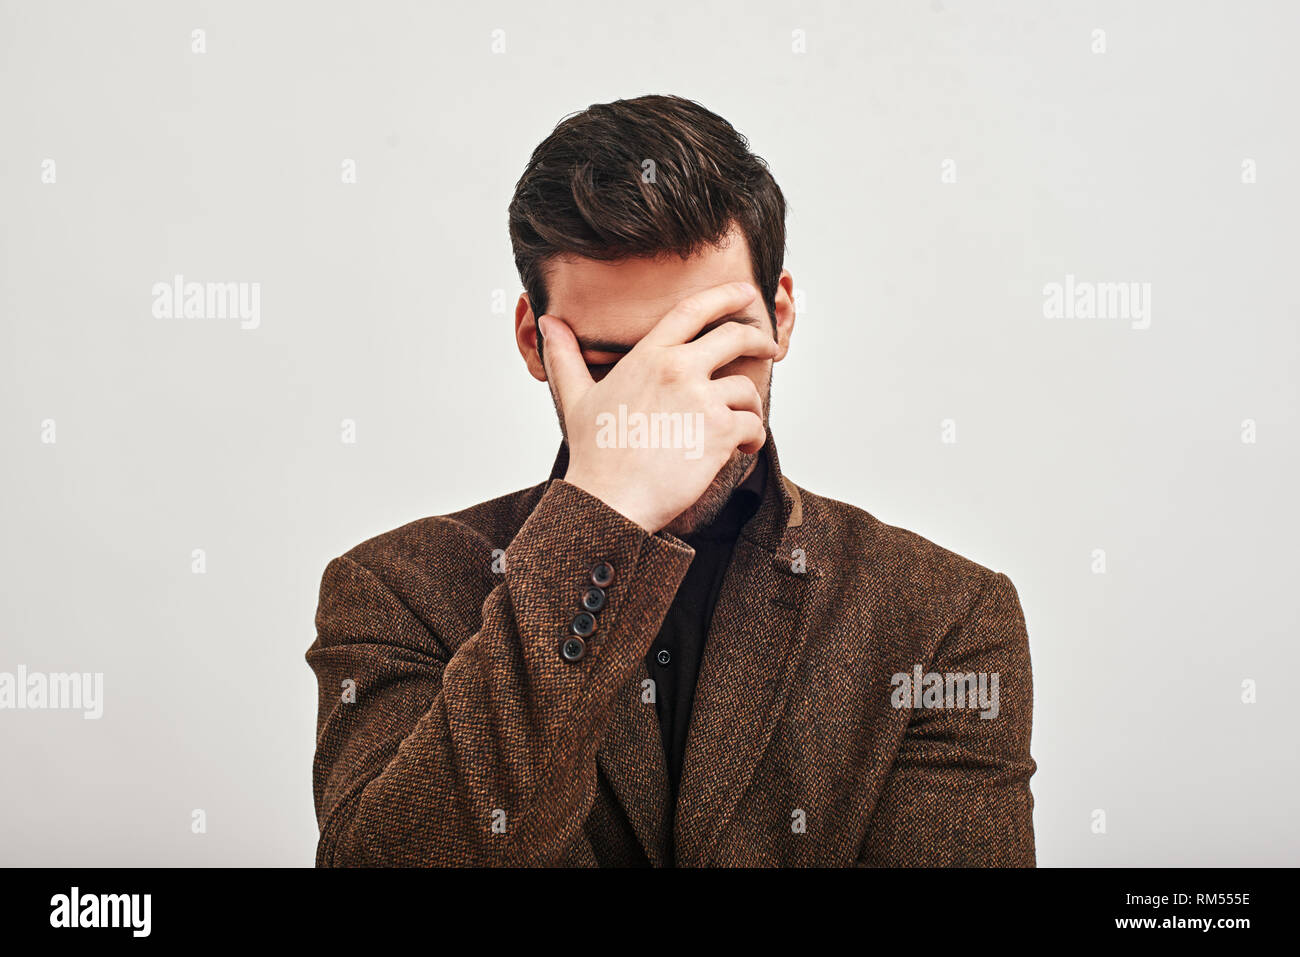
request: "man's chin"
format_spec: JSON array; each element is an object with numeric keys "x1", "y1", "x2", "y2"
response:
[
  {"x1": 661, "y1": 450, "x2": 756, "y2": 538},
  {"x1": 662, "y1": 506, "x2": 710, "y2": 539}
]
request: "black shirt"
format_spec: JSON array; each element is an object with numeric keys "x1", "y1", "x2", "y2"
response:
[{"x1": 645, "y1": 452, "x2": 768, "y2": 820}]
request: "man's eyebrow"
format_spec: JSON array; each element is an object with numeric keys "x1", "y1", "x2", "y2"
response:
[{"x1": 576, "y1": 314, "x2": 762, "y2": 355}]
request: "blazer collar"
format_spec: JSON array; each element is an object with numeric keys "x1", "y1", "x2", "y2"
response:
[{"x1": 549, "y1": 431, "x2": 814, "y2": 865}]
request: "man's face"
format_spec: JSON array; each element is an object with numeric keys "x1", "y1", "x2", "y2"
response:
[{"x1": 515, "y1": 225, "x2": 795, "y2": 536}]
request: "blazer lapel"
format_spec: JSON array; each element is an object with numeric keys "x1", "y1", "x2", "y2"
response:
[
  {"x1": 673, "y1": 437, "x2": 818, "y2": 866},
  {"x1": 594, "y1": 660, "x2": 674, "y2": 865}
]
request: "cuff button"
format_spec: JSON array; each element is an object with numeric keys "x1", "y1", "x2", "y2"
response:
[
  {"x1": 570, "y1": 611, "x2": 597, "y2": 637},
  {"x1": 581, "y1": 586, "x2": 607, "y2": 613},
  {"x1": 559, "y1": 636, "x2": 587, "y2": 662},
  {"x1": 589, "y1": 561, "x2": 615, "y2": 587}
]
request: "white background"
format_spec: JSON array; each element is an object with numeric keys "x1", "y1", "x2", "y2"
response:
[{"x1": 2, "y1": 0, "x2": 1297, "y2": 865}]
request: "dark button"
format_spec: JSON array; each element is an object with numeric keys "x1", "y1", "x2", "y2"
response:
[
  {"x1": 581, "y1": 586, "x2": 607, "y2": 613},
  {"x1": 570, "y1": 611, "x2": 596, "y2": 637},
  {"x1": 655, "y1": 648, "x2": 672, "y2": 667},
  {"x1": 559, "y1": 636, "x2": 586, "y2": 662},
  {"x1": 590, "y1": 561, "x2": 615, "y2": 587}
]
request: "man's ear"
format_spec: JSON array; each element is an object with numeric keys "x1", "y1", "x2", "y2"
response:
[
  {"x1": 514, "y1": 294, "x2": 547, "y2": 382},
  {"x1": 772, "y1": 269, "x2": 796, "y2": 361}
]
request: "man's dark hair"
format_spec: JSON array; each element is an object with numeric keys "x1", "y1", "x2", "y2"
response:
[{"x1": 508, "y1": 94, "x2": 787, "y2": 328}]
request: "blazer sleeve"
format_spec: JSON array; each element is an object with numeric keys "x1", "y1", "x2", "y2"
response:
[
  {"x1": 306, "y1": 479, "x2": 695, "y2": 866},
  {"x1": 857, "y1": 571, "x2": 1037, "y2": 867}
]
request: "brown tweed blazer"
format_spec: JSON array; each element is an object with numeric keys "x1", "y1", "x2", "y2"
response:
[{"x1": 307, "y1": 435, "x2": 1036, "y2": 867}]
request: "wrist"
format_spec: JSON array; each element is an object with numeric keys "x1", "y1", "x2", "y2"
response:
[{"x1": 562, "y1": 470, "x2": 661, "y2": 533}]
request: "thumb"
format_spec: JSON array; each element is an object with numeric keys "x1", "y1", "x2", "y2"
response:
[{"x1": 537, "y1": 314, "x2": 593, "y2": 407}]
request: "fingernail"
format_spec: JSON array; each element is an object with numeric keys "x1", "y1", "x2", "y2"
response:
[{"x1": 537, "y1": 315, "x2": 549, "y2": 337}]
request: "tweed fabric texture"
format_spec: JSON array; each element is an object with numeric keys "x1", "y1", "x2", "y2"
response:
[{"x1": 307, "y1": 435, "x2": 1037, "y2": 866}]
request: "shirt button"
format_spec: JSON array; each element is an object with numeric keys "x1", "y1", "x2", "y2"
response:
[
  {"x1": 559, "y1": 636, "x2": 586, "y2": 662},
  {"x1": 655, "y1": 648, "x2": 672, "y2": 667},
  {"x1": 570, "y1": 611, "x2": 597, "y2": 638},
  {"x1": 581, "y1": 586, "x2": 607, "y2": 613},
  {"x1": 590, "y1": 561, "x2": 615, "y2": 587}
]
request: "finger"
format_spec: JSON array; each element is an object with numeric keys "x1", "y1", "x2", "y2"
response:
[
  {"x1": 641, "y1": 281, "x2": 759, "y2": 347},
  {"x1": 537, "y1": 315, "x2": 594, "y2": 407},
  {"x1": 688, "y1": 321, "x2": 779, "y2": 373},
  {"x1": 711, "y1": 374, "x2": 764, "y2": 419},
  {"x1": 728, "y1": 409, "x2": 767, "y2": 455}
]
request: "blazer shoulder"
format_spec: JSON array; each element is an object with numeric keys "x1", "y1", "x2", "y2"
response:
[
  {"x1": 313, "y1": 482, "x2": 551, "y2": 643},
  {"x1": 792, "y1": 482, "x2": 1007, "y2": 611},
  {"x1": 332, "y1": 481, "x2": 549, "y2": 583}
]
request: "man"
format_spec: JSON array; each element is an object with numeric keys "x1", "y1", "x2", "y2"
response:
[{"x1": 306, "y1": 95, "x2": 1036, "y2": 867}]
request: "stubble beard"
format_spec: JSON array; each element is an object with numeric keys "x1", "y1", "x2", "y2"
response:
[{"x1": 659, "y1": 442, "x2": 759, "y2": 538}]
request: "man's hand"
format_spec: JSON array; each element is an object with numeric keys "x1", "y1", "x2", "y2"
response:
[{"x1": 539, "y1": 282, "x2": 777, "y2": 533}]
